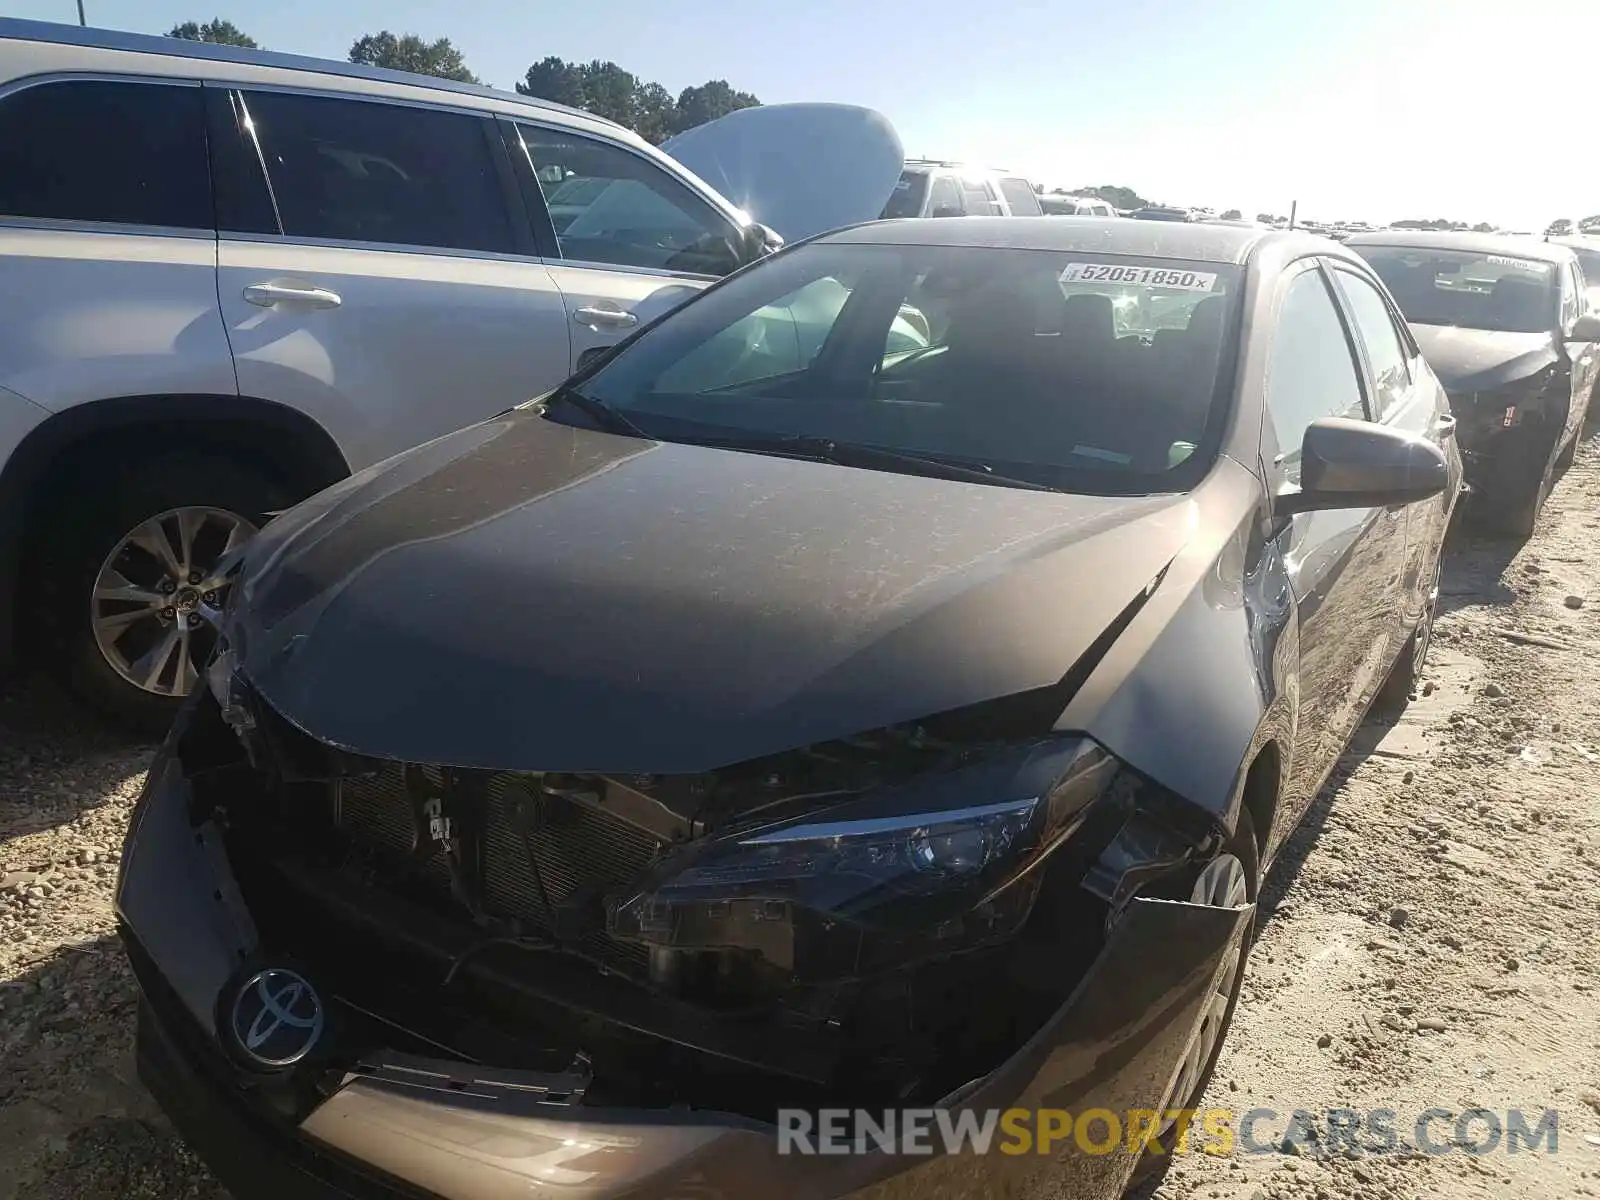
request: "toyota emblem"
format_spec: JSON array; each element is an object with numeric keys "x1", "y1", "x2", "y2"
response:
[{"x1": 227, "y1": 967, "x2": 325, "y2": 1069}]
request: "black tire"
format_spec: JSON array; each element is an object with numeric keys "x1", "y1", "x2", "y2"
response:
[
  {"x1": 42, "y1": 453, "x2": 292, "y2": 736},
  {"x1": 1127, "y1": 810, "x2": 1259, "y2": 1192},
  {"x1": 1372, "y1": 564, "x2": 1439, "y2": 718}
]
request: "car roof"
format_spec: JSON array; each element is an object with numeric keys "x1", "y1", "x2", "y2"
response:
[
  {"x1": 0, "y1": 16, "x2": 595, "y2": 125},
  {"x1": 823, "y1": 216, "x2": 1334, "y2": 265},
  {"x1": 1344, "y1": 229, "x2": 1575, "y2": 265}
]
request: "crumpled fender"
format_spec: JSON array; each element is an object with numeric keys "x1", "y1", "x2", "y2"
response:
[
  {"x1": 1059, "y1": 457, "x2": 1295, "y2": 829},
  {"x1": 114, "y1": 748, "x2": 260, "y2": 1037}
]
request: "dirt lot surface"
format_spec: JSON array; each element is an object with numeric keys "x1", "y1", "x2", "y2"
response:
[{"x1": 3, "y1": 449, "x2": 1600, "y2": 1199}]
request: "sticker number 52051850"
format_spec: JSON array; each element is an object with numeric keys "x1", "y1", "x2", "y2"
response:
[{"x1": 1060, "y1": 263, "x2": 1219, "y2": 291}]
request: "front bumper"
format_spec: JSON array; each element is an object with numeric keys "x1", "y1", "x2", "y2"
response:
[
  {"x1": 1447, "y1": 387, "x2": 1559, "y2": 485},
  {"x1": 117, "y1": 741, "x2": 1252, "y2": 1200}
]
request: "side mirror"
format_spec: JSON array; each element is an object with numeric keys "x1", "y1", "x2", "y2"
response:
[
  {"x1": 1566, "y1": 312, "x2": 1600, "y2": 342},
  {"x1": 1273, "y1": 417, "x2": 1449, "y2": 517},
  {"x1": 931, "y1": 204, "x2": 963, "y2": 219},
  {"x1": 895, "y1": 303, "x2": 932, "y2": 342},
  {"x1": 739, "y1": 222, "x2": 784, "y2": 266}
]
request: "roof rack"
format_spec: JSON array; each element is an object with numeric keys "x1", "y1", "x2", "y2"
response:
[{"x1": 0, "y1": 16, "x2": 594, "y2": 124}]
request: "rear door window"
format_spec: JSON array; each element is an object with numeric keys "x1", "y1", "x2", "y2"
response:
[
  {"x1": 239, "y1": 90, "x2": 515, "y2": 254},
  {"x1": 960, "y1": 179, "x2": 1001, "y2": 216},
  {"x1": 998, "y1": 178, "x2": 1042, "y2": 215},
  {"x1": 0, "y1": 79, "x2": 211, "y2": 230}
]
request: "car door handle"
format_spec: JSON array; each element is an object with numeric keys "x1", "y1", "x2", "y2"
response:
[
  {"x1": 1433, "y1": 414, "x2": 1457, "y2": 439},
  {"x1": 243, "y1": 282, "x2": 343, "y2": 310},
  {"x1": 572, "y1": 306, "x2": 638, "y2": 330}
]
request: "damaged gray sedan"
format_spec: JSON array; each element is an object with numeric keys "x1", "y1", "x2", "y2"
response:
[{"x1": 116, "y1": 217, "x2": 1461, "y2": 1199}]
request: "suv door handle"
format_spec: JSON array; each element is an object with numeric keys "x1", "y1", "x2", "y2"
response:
[
  {"x1": 243, "y1": 282, "x2": 343, "y2": 310},
  {"x1": 572, "y1": 306, "x2": 638, "y2": 330},
  {"x1": 1433, "y1": 414, "x2": 1457, "y2": 439}
]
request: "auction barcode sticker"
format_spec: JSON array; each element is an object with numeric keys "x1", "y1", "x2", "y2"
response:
[
  {"x1": 1486, "y1": 255, "x2": 1546, "y2": 273},
  {"x1": 1060, "y1": 263, "x2": 1219, "y2": 290}
]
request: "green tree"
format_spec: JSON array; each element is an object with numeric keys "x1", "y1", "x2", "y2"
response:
[
  {"x1": 577, "y1": 60, "x2": 642, "y2": 128},
  {"x1": 1220, "y1": 208, "x2": 1242, "y2": 220},
  {"x1": 633, "y1": 82, "x2": 679, "y2": 145},
  {"x1": 167, "y1": 18, "x2": 257, "y2": 47},
  {"x1": 514, "y1": 57, "x2": 761, "y2": 142},
  {"x1": 1546, "y1": 218, "x2": 1573, "y2": 236},
  {"x1": 1075, "y1": 185, "x2": 1147, "y2": 211},
  {"x1": 1472, "y1": 221, "x2": 1497, "y2": 233},
  {"x1": 517, "y1": 56, "x2": 588, "y2": 108},
  {"x1": 349, "y1": 31, "x2": 479, "y2": 84},
  {"x1": 1580, "y1": 214, "x2": 1600, "y2": 234},
  {"x1": 673, "y1": 80, "x2": 761, "y2": 135}
]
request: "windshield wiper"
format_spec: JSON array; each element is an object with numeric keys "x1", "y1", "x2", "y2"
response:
[
  {"x1": 543, "y1": 388, "x2": 649, "y2": 438},
  {"x1": 681, "y1": 432, "x2": 1059, "y2": 491}
]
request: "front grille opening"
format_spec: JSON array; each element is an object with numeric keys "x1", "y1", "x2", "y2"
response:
[
  {"x1": 334, "y1": 764, "x2": 661, "y2": 975},
  {"x1": 184, "y1": 686, "x2": 1112, "y2": 1121}
]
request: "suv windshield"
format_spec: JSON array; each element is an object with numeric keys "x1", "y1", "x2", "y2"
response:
[
  {"x1": 1357, "y1": 246, "x2": 1558, "y2": 334},
  {"x1": 880, "y1": 170, "x2": 930, "y2": 219},
  {"x1": 565, "y1": 242, "x2": 1241, "y2": 494}
]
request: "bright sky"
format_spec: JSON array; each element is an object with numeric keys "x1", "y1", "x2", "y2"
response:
[{"x1": 11, "y1": 0, "x2": 1597, "y2": 230}]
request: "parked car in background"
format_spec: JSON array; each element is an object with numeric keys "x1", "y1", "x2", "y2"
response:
[
  {"x1": 1347, "y1": 231, "x2": 1600, "y2": 537},
  {"x1": 120, "y1": 216, "x2": 1458, "y2": 1200},
  {"x1": 1549, "y1": 234, "x2": 1600, "y2": 309},
  {"x1": 877, "y1": 159, "x2": 1042, "y2": 219},
  {"x1": 0, "y1": 19, "x2": 855, "y2": 732},
  {"x1": 1130, "y1": 205, "x2": 1194, "y2": 222},
  {"x1": 1040, "y1": 193, "x2": 1119, "y2": 217}
]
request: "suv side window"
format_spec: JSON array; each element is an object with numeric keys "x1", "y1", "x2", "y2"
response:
[
  {"x1": 238, "y1": 90, "x2": 515, "y2": 254},
  {"x1": 514, "y1": 125, "x2": 741, "y2": 276},
  {"x1": 1560, "y1": 262, "x2": 1582, "y2": 331},
  {"x1": 960, "y1": 179, "x2": 1000, "y2": 215},
  {"x1": 998, "y1": 178, "x2": 1042, "y2": 216},
  {"x1": 928, "y1": 175, "x2": 963, "y2": 217},
  {"x1": 1267, "y1": 268, "x2": 1368, "y2": 485},
  {"x1": 1333, "y1": 268, "x2": 1411, "y2": 421},
  {"x1": 0, "y1": 79, "x2": 210, "y2": 230}
]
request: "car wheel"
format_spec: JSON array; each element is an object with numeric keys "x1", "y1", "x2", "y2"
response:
[
  {"x1": 47, "y1": 454, "x2": 290, "y2": 736},
  {"x1": 1129, "y1": 811, "x2": 1258, "y2": 1189},
  {"x1": 1372, "y1": 565, "x2": 1439, "y2": 717}
]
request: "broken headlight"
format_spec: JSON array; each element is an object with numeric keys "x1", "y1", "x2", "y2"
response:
[{"x1": 611, "y1": 737, "x2": 1133, "y2": 988}]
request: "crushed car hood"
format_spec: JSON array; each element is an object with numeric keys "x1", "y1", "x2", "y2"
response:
[
  {"x1": 229, "y1": 411, "x2": 1194, "y2": 775},
  {"x1": 1409, "y1": 324, "x2": 1558, "y2": 392},
  {"x1": 661, "y1": 103, "x2": 905, "y2": 243}
]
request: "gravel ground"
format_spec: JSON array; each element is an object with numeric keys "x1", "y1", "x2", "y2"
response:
[{"x1": 3, "y1": 445, "x2": 1600, "y2": 1199}]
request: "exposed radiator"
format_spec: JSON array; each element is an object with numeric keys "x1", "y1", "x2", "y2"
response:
[{"x1": 334, "y1": 764, "x2": 662, "y2": 973}]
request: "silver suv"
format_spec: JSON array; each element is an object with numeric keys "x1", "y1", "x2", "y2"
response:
[
  {"x1": 879, "y1": 160, "x2": 1043, "y2": 219},
  {"x1": 0, "y1": 18, "x2": 801, "y2": 730}
]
